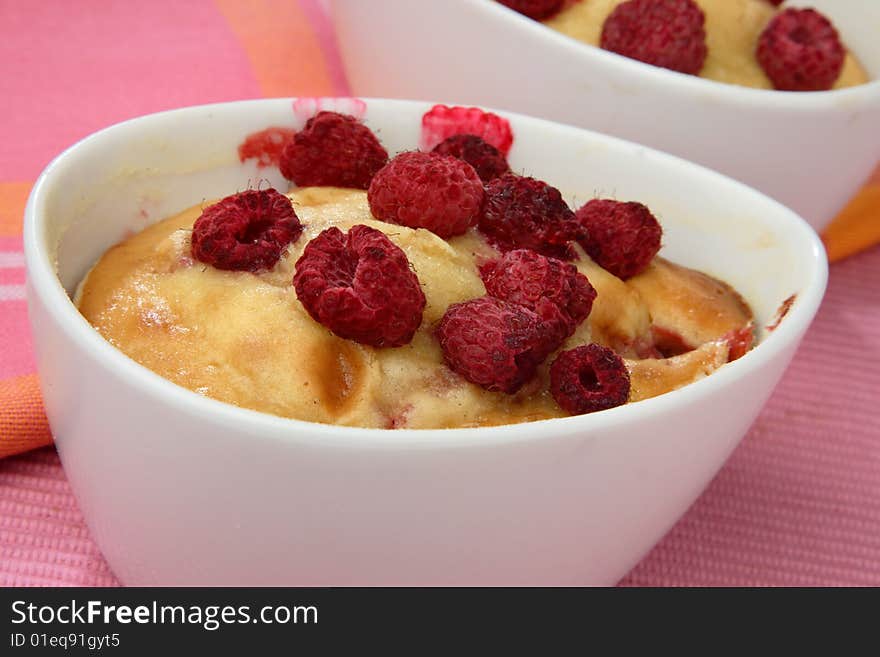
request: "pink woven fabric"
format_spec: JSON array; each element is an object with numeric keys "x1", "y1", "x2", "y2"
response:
[{"x1": 2, "y1": 0, "x2": 879, "y2": 587}]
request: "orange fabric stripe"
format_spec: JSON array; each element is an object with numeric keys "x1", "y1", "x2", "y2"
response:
[
  {"x1": 0, "y1": 374, "x2": 52, "y2": 458},
  {"x1": 213, "y1": 0, "x2": 336, "y2": 97},
  {"x1": 823, "y1": 178, "x2": 880, "y2": 262},
  {"x1": 0, "y1": 181, "x2": 32, "y2": 237}
]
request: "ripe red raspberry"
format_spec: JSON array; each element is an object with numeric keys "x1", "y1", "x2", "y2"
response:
[
  {"x1": 279, "y1": 111, "x2": 388, "y2": 189},
  {"x1": 436, "y1": 296, "x2": 558, "y2": 393},
  {"x1": 497, "y1": 0, "x2": 564, "y2": 21},
  {"x1": 431, "y1": 134, "x2": 511, "y2": 183},
  {"x1": 756, "y1": 8, "x2": 844, "y2": 91},
  {"x1": 479, "y1": 174, "x2": 582, "y2": 260},
  {"x1": 293, "y1": 225, "x2": 426, "y2": 347},
  {"x1": 190, "y1": 189, "x2": 302, "y2": 272},
  {"x1": 600, "y1": 0, "x2": 707, "y2": 75},
  {"x1": 574, "y1": 199, "x2": 662, "y2": 279},
  {"x1": 420, "y1": 105, "x2": 513, "y2": 155},
  {"x1": 550, "y1": 344, "x2": 631, "y2": 415},
  {"x1": 480, "y1": 249, "x2": 596, "y2": 344},
  {"x1": 367, "y1": 151, "x2": 485, "y2": 239}
]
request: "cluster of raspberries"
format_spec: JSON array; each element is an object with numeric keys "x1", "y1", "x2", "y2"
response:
[
  {"x1": 500, "y1": 0, "x2": 845, "y2": 91},
  {"x1": 264, "y1": 107, "x2": 662, "y2": 279},
  {"x1": 436, "y1": 250, "x2": 631, "y2": 416},
  {"x1": 193, "y1": 107, "x2": 652, "y2": 414}
]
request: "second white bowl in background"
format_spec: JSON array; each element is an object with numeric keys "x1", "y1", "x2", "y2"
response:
[{"x1": 331, "y1": 0, "x2": 880, "y2": 232}]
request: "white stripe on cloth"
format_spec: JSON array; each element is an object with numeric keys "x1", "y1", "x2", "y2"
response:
[
  {"x1": 0, "y1": 252, "x2": 25, "y2": 268},
  {"x1": 0, "y1": 284, "x2": 26, "y2": 301}
]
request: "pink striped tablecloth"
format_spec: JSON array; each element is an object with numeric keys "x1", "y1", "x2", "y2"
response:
[{"x1": 1, "y1": 0, "x2": 879, "y2": 587}]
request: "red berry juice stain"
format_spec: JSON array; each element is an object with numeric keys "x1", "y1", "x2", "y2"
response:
[
  {"x1": 766, "y1": 294, "x2": 797, "y2": 332},
  {"x1": 237, "y1": 127, "x2": 297, "y2": 168},
  {"x1": 723, "y1": 323, "x2": 755, "y2": 362},
  {"x1": 420, "y1": 105, "x2": 514, "y2": 155},
  {"x1": 651, "y1": 325, "x2": 694, "y2": 358}
]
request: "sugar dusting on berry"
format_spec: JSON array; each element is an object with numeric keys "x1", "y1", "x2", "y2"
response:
[
  {"x1": 420, "y1": 105, "x2": 514, "y2": 155},
  {"x1": 238, "y1": 127, "x2": 297, "y2": 168}
]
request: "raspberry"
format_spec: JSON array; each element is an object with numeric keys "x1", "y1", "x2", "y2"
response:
[
  {"x1": 293, "y1": 225, "x2": 426, "y2": 347},
  {"x1": 600, "y1": 0, "x2": 707, "y2": 75},
  {"x1": 574, "y1": 199, "x2": 662, "y2": 279},
  {"x1": 497, "y1": 0, "x2": 564, "y2": 21},
  {"x1": 367, "y1": 151, "x2": 485, "y2": 239},
  {"x1": 756, "y1": 8, "x2": 844, "y2": 91},
  {"x1": 279, "y1": 111, "x2": 388, "y2": 189},
  {"x1": 550, "y1": 344, "x2": 631, "y2": 415},
  {"x1": 431, "y1": 134, "x2": 511, "y2": 183},
  {"x1": 480, "y1": 249, "x2": 596, "y2": 344},
  {"x1": 191, "y1": 189, "x2": 302, "y2": 272},
  {"x1": 479, "y1": 174, "x2": 582, "y2": 260},
  {"x1": 420, "y1": 105, "x2": 514, "y2": 155},
  {"x1": 436, "y1": 296, "x2": 557, "y2": 393}
]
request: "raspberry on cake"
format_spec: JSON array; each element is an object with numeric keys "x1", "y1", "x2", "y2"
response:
[
  {"x1": 431, "y1": 134, "x2": 511, "y2": 183},
  {"x1": 480, "y1": 249, "x2": 596, "y2": 344},
  {"x1": 497, "y1": 0, "x2": 565, "y2": 21},
  {"x1": 550, "y1": 344, "x2": 631, "y2": 415},
  {"x1": 279, "y1": 111, "x2": 388, "y2": 189},
  {"x1": 479, "y1": 174, "x2": 582, "y2": 259},
  {"x1": 600, "y1": 0, "x2": 708, "y2": 75},
  {"x1": 574, "y1": 198, "x2": 662, "y2": 280},
  {"x1": 436, "y1": 296, "x2": 559, "y2": 394},
  {"x1": 420, "y1": 105, "x2": 514, "y2": 155},
  {"x1": 190, "y1": 189, "x2": 303, "y2": 272},
  {"x1": 293, "y1": 224, "x2": 426, "y2": 348},
  {"x1": 367, "y1": 151, "x2": 485, "y2": 239},
  {"x1": 756, "y1": 8, "x2": 845, "y2": 91}
]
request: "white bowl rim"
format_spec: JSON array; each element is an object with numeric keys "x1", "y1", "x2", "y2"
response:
[
  {"x1": 483, "y1": 0, "x2": 880, "y2": 107},
  {"x1": 24, "y1": 97, "x2": 829, "y2": 450}
]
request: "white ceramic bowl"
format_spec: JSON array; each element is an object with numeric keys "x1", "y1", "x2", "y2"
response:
[
  {"x1": 25, "y1": 98, "x2": 826, "y2": 585},
  {"x1": 330, "y1": 0, "x2": 880, "y2": 232}
]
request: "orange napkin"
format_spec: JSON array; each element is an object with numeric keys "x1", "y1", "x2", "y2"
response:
[
  {"x1": 0, "y1": 375, "x2": 52, "y2": 459},
  {"x1": 822, "y1": 164, "x2": 880, "y2": 262}
]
